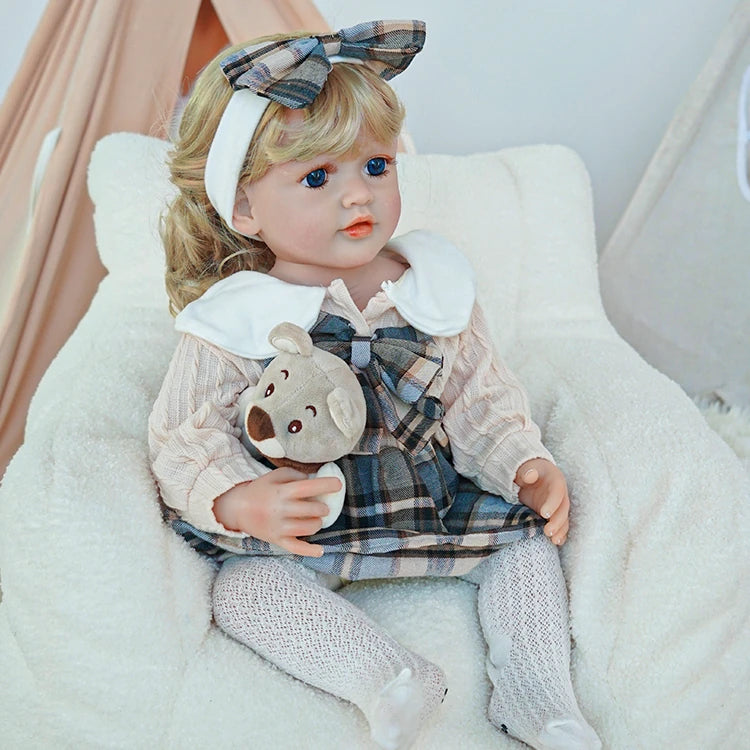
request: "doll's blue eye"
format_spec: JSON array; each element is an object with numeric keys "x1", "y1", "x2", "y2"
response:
[
  {"x1": 303, "y1": 168, "x2": 327, "y2": 188},
  {"x1": 366, "y1": 158, "x2": 387, "y2": 176}
]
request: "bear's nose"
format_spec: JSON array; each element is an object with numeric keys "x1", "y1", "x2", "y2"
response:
[{"x1": 246, "y1": 405, "x2": 275, "y2": 441}]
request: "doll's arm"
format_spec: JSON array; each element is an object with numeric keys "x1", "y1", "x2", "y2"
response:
[
  {"x1": 148, "y1": 334, "x2": 270, "y2": 536},
  {"x1": 441, "y1": 303, "x2": 554, "y2": 503}
]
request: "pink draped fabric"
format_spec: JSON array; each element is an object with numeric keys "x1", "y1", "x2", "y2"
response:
[{"x1": 0, "y1": 0, "x2": 328, "y2": 478}]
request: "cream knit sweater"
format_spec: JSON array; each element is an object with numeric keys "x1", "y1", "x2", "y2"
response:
[{"x1": 148, "y1": 278, "x2": 552, "y2": 538}]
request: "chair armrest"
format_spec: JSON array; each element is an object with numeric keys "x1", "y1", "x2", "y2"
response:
[{"x1": 512, "y1": 331, "x2": 750, "y2": 743}]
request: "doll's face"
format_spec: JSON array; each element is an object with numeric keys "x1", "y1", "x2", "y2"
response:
[{"x1": 233, "y1": 128, "x2": 401, "y2": 283}]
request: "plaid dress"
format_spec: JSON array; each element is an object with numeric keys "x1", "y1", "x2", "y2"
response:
[{"x1": 166, "y1": 313, "x2": 545, "y2": 579}]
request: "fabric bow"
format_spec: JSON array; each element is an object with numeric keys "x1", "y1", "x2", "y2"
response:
[
  {"x1": 219, "y1": 20, "x2": 426, "y2": 109},
  {"x1": 308, "y1": 314, "x2": 444, "y2": 454}
]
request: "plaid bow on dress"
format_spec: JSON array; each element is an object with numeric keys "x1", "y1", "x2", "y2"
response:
[
  {"x1": 219, "y1": 20, "x2": 426, "y2": 108},
  {"x1": 307, "y1": 314, "x2": 444, "y2": 455}
]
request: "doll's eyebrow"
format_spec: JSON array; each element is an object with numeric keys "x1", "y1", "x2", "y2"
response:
[
  {"x1": 281, "y1": 369, "x2": 289, "y2": 379},
  {"x1": 305, "y1": 405, "x2": 317, "y2": 416},
  {"x1": 301, "y1": 161, "x2": 337, "y2": 178}
]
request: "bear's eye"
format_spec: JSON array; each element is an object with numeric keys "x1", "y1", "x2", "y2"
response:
[
  {"x1": 305, "y1": 405, "x2": 317, "y2": 416},
  {"x1": 288, "y1": 420, "x2": 302, "y2": 434},
  {"x1": 280, "y1": 369, "x2": 289, "y2": 380},
  {"x1": 264, "y1": 383, "x2": 274, "y2": 397}
]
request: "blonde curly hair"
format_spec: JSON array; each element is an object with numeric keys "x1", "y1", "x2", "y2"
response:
[{"x1": 162, "y1": 35, "x2": 406, "y2": 315}]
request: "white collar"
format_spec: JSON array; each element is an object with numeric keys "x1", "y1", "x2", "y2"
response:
[{"x1": 174, "y1": 230, "x2": 476, "y2": 359}]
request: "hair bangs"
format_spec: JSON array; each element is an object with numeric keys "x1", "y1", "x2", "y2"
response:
[{"x1": 252, "y1": 64, "x2": 405, "y2": 171}]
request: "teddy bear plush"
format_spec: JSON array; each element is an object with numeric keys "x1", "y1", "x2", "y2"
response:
[{"x1": 238, "y1": 322, "x2": 367, "y2": 527}]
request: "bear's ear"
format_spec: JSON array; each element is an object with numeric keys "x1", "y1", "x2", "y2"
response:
[
  {"x1": 327, "y1": 386, "x2": 364, "y2": 440},
  {"x1": 268, "y1": 322, "x2": 313, "y2": 356}
]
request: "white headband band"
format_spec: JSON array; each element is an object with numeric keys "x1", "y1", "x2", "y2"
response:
[{"x1": 204, "y1": 88, "x2": 270, "y2": 236}]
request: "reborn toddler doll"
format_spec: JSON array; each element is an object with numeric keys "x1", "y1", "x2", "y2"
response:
[{"x1": 149, "y1": 20, "x2": 601, "y2": 750}]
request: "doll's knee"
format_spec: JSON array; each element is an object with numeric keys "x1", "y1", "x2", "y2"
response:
[{"x1": 211, "y1": 556, "x2": 284, "y2": 621}]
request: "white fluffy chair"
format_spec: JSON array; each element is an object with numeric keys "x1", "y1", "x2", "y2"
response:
[{"x1": 1, "y1": 133, "x2": 749, "y2": 749}]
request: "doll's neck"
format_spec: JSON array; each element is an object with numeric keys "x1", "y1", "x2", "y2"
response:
[{"x1": 269, "y1": 250, "x2": 408, "y2": 311}]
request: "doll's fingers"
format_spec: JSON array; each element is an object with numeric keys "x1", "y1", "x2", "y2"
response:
[
  {"x1": 521, "y1": 468, "x2": 539, "y2": 486},
  {"x1": 517, "y1": 487, "x2": 544, "y2": 517},
  {"x1": 543, "y1": 519, "x2": 568, "y2": 545},
  {"x1": 288, "y1": 476, "x2": 342, "y2": 499},
  {"x1": 549, "y1": 520, "x2": 569, "y2": 546},
  {"x1": 279, "y1": 536, "x2": 325, "y2": 557},
  {"x1": 287, "y1": 498, "x2": 330, "y2": 519},
  {"x1": 543, "y1": 493, "x2": 570, "y2": 528},
  {"x1": 539, "y1": 487, "x2": 568, "y2": 519},
  {"x1": 282, "y1": 517, "x2": 324, "y2": 538},
  {"x1": 544, "y1": 514, "x2": 568, "y2": 541},
  {"x1": 272, "y1": 467, "x2": 311, "y2": 482}
]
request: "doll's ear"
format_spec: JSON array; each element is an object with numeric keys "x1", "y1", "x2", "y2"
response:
[{"x1": 231, "y1": 186, "x2": 262, "y2": 237}]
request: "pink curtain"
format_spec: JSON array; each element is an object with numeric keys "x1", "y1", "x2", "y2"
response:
[{"x1": 0, "y1": 0, "x2": 328, "y2": 478}]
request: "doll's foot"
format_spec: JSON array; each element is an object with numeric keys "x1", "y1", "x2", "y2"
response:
[
  {"x1": 492, "y1": 706, "x2": 601, "y2": 750},
  {"x1": 369, "y1": 668, "x2": 423, "y2": 750},
  {"x1": 536, "y1": 717, "x2": 602, "y2": 750},
  {"x1": 490, "y1": 689, "x2": 601, "y2": 750},
  {"x1": 369, "y1": 663, "x2": 449, "y2": 750}
]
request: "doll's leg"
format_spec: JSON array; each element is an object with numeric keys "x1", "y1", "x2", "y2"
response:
[
  {"x1": 466, "y1": 536, "x2": 601, "y2": 750},
  {"x1": 212, "y1": 556, "x2": 446, "y2": 750}
]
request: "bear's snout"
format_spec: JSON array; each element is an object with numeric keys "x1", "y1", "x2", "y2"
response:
[{"x1": 246, "y1": 405, "x2": 275, "y2": 441}]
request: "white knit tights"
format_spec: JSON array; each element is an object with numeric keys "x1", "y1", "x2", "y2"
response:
[
  {"x1": 212, "y1": 556, "x2": 447, "y2": 750},
  {"x1": 212, "y1": 538, "x2": 600, "y2": 750},
  {"x1": 464, "y1": 535, "x2": 601, "y2": 749}
]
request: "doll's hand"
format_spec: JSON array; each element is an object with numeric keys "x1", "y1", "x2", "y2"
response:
[
  {"x1": 515, "y1": 458, "x2": 570, "y2": 546},
  {"x1": 212, "y1": 468, "x2": 340, "y2": 557}
]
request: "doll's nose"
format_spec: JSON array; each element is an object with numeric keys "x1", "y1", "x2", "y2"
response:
[{"x1": 341, "y1": 175, "x2": 373, "y2": 207}]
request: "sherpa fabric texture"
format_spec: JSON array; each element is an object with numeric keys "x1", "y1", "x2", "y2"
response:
[{"x1": 1, "y1": 133, "x2": 749, "y2": 749}]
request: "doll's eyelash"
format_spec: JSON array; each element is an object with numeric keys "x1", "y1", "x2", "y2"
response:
[
  {"x1": 366, "y1": 156, "x2": 396, "y2": 178},
  {"x1": 301, "y1": 163, "x2": 336, "y2": 189}
]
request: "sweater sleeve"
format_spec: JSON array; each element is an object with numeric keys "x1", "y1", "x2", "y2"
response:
[
  {"x1": 440, "y1": 303, "x2": 554, "y2": 502},
  {"x1": 148, "y1": 334, "x2": 267, "y2": 535}
]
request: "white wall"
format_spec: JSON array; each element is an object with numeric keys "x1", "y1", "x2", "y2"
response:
[{"x1": 1, "y1": 0, "x2": 740, "y2": 248}]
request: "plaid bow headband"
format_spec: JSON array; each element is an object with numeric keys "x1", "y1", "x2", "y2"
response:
[
  {"x1": 221, "y1": 20, "x2": 426, "y2": 109},
  {"x1": 204, "y1": 20, "x2": 426, "y2": 234}
]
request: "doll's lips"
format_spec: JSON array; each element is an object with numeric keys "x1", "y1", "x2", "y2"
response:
[{"x1": 342, "y1": 216, "x2": 374, "y2": 238}]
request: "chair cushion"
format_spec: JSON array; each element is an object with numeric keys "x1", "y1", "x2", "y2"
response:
[{"x1": 0, "y1": 133, "x2": 748, "y2": 748}]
